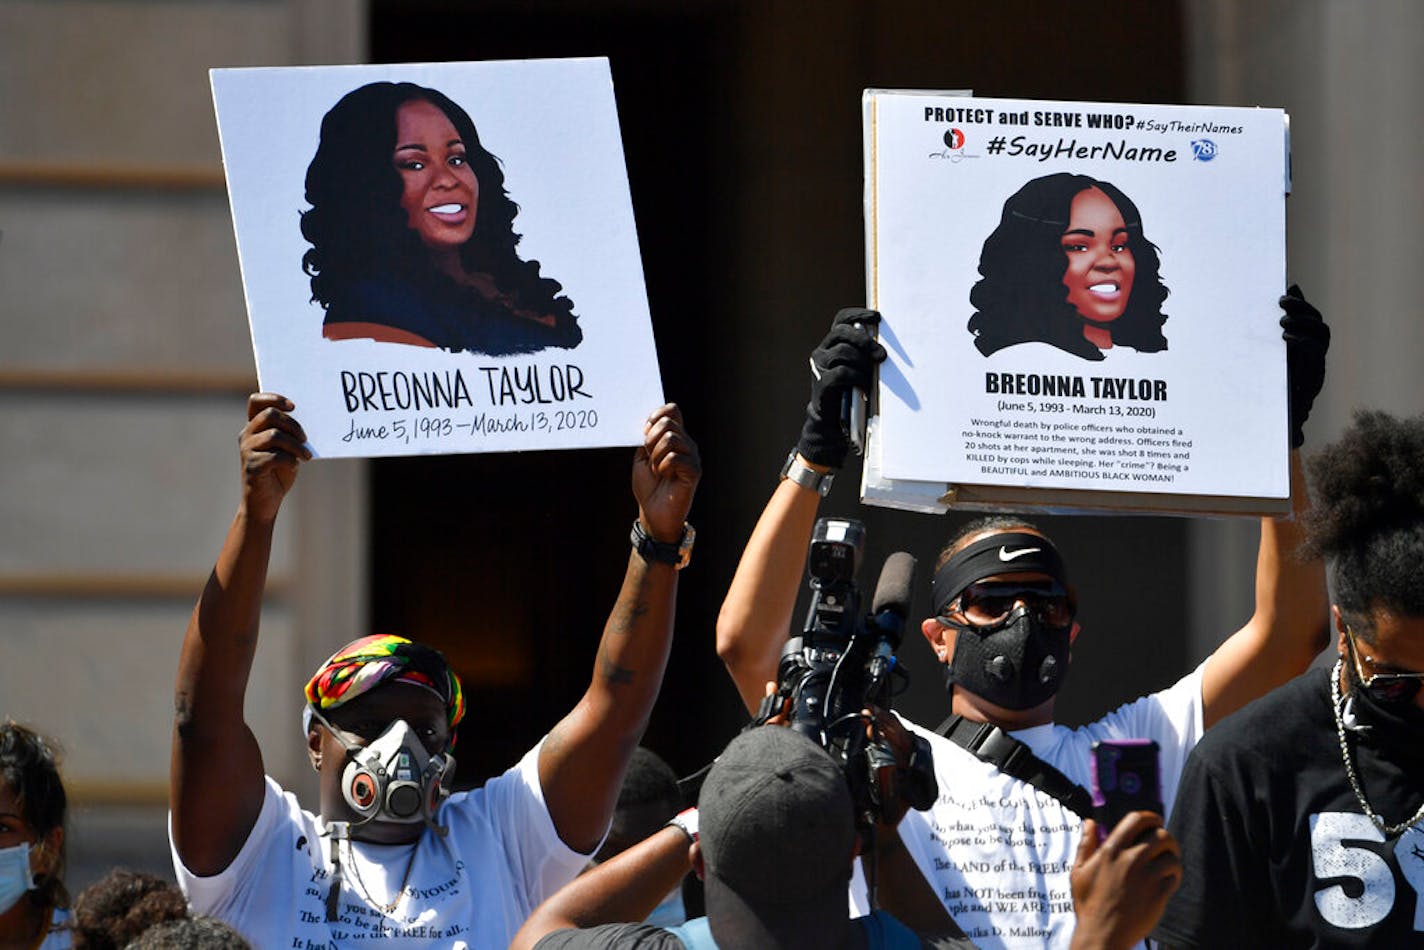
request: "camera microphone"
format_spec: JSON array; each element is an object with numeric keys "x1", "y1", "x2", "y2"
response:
[
  {"x1": 870, "y1": 551, "x2": 917, "y2": 650},
  {"x1": 772, "y1": 525, "x2": 929, "y2": 834}
]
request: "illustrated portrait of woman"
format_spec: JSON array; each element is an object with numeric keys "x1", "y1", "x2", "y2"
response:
[
  {"x1": 301, "y1": 81, "x2": 581, "y2": 356},
  {"x1": 967, "y1": 172, "x2": 1169, "y2": 360}
]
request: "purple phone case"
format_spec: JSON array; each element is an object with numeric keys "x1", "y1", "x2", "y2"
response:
[{"x1": 1089, "y1": 738, "x2": 1162, "y2": 830}]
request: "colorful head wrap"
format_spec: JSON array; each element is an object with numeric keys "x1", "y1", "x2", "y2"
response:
[{"x1": 304, "y1": 634, "x2": 466, "y2": 729}]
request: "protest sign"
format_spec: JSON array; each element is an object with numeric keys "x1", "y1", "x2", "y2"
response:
[
  {"x1": 212, "y1": 58, "x2": 662, "y2": 458},
  {"x1": 862, "y1": 91, "x2": 1291, "y2": 515}
]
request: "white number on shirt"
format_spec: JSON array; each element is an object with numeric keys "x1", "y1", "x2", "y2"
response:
[{"x1": 1310, "y1": 812, "x2": 1394, "y2": 930}]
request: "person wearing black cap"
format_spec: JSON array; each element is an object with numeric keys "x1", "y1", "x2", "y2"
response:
[
  {"x1": 511, "y1": 725, "x2": 1183, "y2": 950},
  {"x1": 511, "y1": 725, "x2": 959, "y2": 949},
  {"x1": 714, "y1": 299, "x2": 1331, "y2": 947},
  {"x1": 169, "y1": 393, "x2": 700, "y2": 949}
]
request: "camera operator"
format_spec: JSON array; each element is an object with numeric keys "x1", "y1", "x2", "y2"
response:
[
  {"x1": 715, "y1": 300, "x2": 1330, "y2": 948},
  {"x1": 511, "y1": 724, "x2": 1182, "y2": 950},
  {"x1": 169, "y1": 394, "x2": 700, "y2": 949},
  {"x1": 511, "y1": 723, "x2": 970, "y2": 949}
]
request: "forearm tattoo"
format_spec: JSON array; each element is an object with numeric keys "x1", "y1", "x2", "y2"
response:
[{"x1": 598, "y1": 645, "x2": 636, "y2": 686}]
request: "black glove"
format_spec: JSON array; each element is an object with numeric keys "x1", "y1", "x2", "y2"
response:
[
  {"x1": 797, "y1": 308, "x2": 887, "y2": 469},
  {"x1": 1280, "y1": 284, "x2": 1329, "y2": 449}
]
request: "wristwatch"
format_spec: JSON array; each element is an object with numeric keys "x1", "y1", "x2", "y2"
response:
[
  {"x1": 631, "y1": 519, "x2": 695, "y2": 570},
  {"x1": 780, "y1": 451, "x2": 835, "y2": 497}
]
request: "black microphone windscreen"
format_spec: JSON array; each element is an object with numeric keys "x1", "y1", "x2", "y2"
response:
[{"x1": 871, "y1": 551, "x2": 917, "y2": 618}]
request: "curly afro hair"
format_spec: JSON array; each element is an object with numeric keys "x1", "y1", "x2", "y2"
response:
[
  {"x1": 70, "y1": 869, "x2": 188, "y2": 950},
  {"x1": 1302, "y1": 409, "x2": 1424, "y2": 633}
]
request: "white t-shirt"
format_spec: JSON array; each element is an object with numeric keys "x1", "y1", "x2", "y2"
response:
[
  {"x1": 172, "y1": 739, "x2": 590, "y2": 949},
  {"x1": 853, "y1": 663, "x2": 1205, "y2": 950}
]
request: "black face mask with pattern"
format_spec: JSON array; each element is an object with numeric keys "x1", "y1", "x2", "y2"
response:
[
  {"x1": 1345, "y1": 666, "x2": 1424, "y2": 757},
  {"x1": 946, "y1": 606, "x2": 1072, "y2": 711}
]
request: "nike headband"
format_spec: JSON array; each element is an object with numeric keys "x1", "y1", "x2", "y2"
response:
[{"x1": 931, "y1": 532, "x2": 1069, "y2": 616}]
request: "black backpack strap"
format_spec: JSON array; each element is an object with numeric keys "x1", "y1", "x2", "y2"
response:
[{"x1": 936, "y1": 714, "x2": 1094, "y2": 820}]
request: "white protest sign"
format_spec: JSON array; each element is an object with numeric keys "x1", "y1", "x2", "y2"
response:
[
  {"x1": 212, "y1": 58, "x2": 663, "y2": 458},
  {"x1": 865, "y1": 93, "x2": 1290, "y2": 510}
]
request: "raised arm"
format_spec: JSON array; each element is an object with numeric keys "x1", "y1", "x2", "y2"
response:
[
  {"x1": 1199, "y1": 287, "x2": 1331, "y2": 728},
  {"x1": 509, "y1": 824, "x2": 694, "y2": 950},
  {"x1": 170, "y1": 393, "x2": 310, "y2": 875},
  {"x1": 538, "y1": 404, "x2": 701, "y2": 854},
  {"x1": 716, "y1": 472, "x2": 826, "y2": 713},
  {"x1": 716, "y1": 309, "x2": 886, "y2": 714},
  {"x1": 1199, "y1": 454, "x2": 1328, "y2": 727}
]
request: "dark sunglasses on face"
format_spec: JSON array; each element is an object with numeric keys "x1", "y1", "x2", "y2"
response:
[
  {"x1": 945, "y1": 580, "x2": 1075, "y2": 630},
  {"x1": 1346, "y1": 626, "x2": 1424, "y2": 704}
]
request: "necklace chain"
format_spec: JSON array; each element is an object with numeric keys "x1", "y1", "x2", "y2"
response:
[
  {"x1": 342, "y1": 835, "x2": 420, "y2": 917},
  {"x1": 1330, "y1": 658, "x2": 1424, "y2": 837}
]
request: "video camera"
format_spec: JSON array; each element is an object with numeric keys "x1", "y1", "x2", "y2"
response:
[{"x1": 760, "y1": 517, "x2": 936, "y2": 828}]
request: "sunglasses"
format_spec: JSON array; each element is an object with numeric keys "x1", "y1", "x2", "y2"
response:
[
  {"x1": 944, "y1": 580, "x2": 1075, "y2": 630},
  {"x1": 1345, "y1": 626, "x2": 1424, "y2": 705}
]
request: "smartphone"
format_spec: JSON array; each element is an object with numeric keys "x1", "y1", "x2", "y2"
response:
[{"x1": 1089, "y1": 739, "x2": 1162, "y2": 835}]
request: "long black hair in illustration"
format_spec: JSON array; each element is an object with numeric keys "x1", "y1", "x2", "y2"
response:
[
  {"x1": 300, "y1": 81, "x2": 580, "y2": 356},
  {"x1": 967, "y1": 172, "x2": 1168, "y2": 361}
]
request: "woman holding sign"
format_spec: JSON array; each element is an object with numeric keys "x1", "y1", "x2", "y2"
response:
[
  {"x1": 968, "y1": 172, "x2": 1169, "y2": 360},
  {"x1": 301, "y1": 81, "x2": 582, "y2": 356}
]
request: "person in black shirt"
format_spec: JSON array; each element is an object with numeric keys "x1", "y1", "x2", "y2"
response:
[{"x1": 1155, "y1": 409, "x2": 1424, "y2": 948}]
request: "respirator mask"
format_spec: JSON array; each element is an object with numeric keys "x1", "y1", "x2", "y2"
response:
[
  {"x1": 310, "y1": 707, "x2": 455, "y2": 830},
  {"x1": 932, "y1": 531, "x2": 1076, "y2": 711}
]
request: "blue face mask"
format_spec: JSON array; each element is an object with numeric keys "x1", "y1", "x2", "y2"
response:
[{"x1": 0, "y1": 842, "x2": 35, "y2": 915}]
